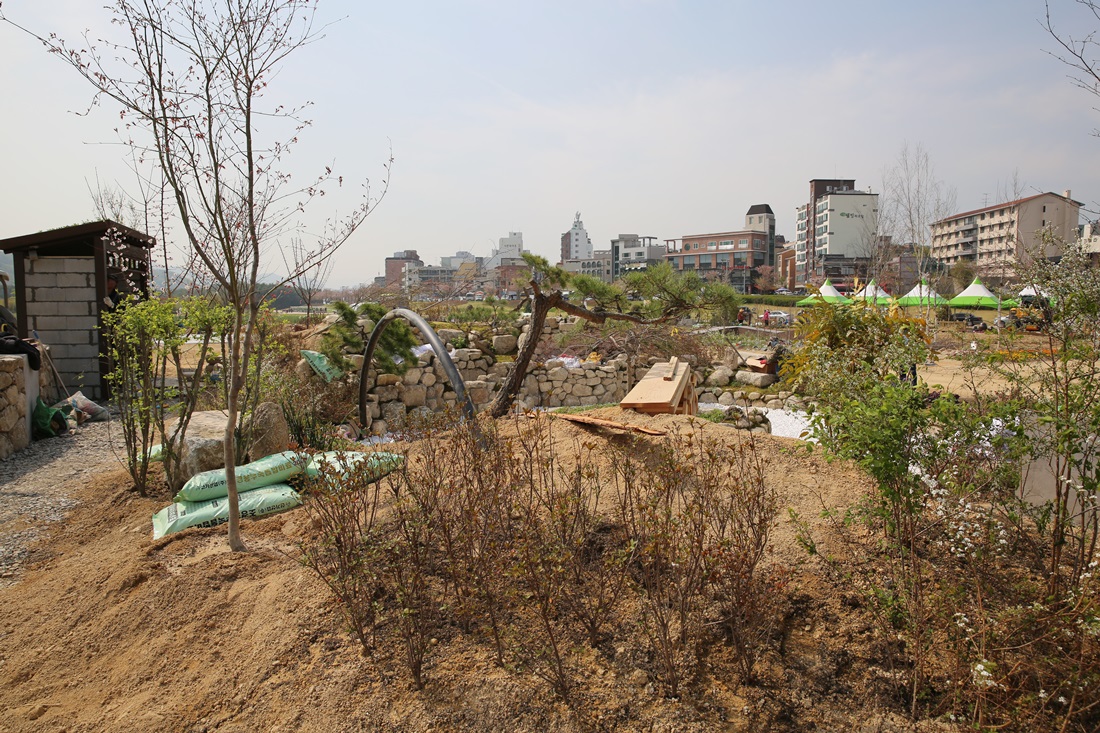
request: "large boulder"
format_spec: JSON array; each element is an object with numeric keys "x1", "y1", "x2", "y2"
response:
[
  {"x1": 170, "y1": 410, "x2": 231, "y2": 492},
  {"x1": 492, "y1": 334, "x2": 518, "y2": 354},
  {"x1": 735, "y1": 370, "x2": 778, "y2": 388},
  {"x1": 705, "y1": 366, "x2": 734, "y2": 388},
  {"x1": 248, "y1": 401, "x2": 289, "y2": 461}
]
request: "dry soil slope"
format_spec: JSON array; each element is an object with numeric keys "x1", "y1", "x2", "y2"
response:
[{"x1": 0, "y1": 411, "x2": 946, "y2": 732}]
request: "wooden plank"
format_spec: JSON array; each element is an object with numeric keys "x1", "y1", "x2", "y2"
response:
[
  {"x1": 550, "y1": 412, "x2": 667, "y2": 435},
  {"x1": 663, "y1": 356, "x2": 679, "y2": 380},
  {"x1": 621, "y1": 358, "x2": 694, "y2": 413}
]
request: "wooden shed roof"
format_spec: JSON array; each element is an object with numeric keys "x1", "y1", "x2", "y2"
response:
[{"x1": 0, "y1": 220, "x2": 155, "y2": 253}]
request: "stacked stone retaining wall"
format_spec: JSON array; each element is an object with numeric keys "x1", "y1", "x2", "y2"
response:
[{"x1": 0, "y1": 356, "x2": 31, "y2": 460}]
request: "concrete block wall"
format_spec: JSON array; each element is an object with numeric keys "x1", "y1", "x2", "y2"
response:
[{"x1": 23, "y1": 256, "x2": 102, "y2": 398}]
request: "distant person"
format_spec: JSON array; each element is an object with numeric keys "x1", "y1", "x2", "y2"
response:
[
  {"x1": 763, "y1": 309, "x2": 771, "y2": 327},
  {"x1": 103, "y1": 271, "x2": 124, "y2": 311}
]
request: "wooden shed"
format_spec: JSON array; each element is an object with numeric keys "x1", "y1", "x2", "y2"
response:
[{"x1": 0, "y1": 220, "x2": 155, "y2": 399}]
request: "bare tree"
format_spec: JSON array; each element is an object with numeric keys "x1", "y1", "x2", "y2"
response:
[
  {"x1": 880, "y1": 143, "x2": 957, "y2": 261},
  {"x1": 5, "y1": 0, "x2": 390, "y2": 551},
  {"x1": 282, "y1": 237, "x2": 335, "y2": 324},
  {"x1": 1043, "y1": 0, "x2": 1100, "y2": 136}
]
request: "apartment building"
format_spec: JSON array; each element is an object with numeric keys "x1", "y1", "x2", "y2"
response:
[{"x1": 929, "y1": 191, "x2": 1081, "y2": 276}]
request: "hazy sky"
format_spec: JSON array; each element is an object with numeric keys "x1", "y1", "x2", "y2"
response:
[{"x1": 3, "y1": 0, "x2": 1099, "y2": 286}]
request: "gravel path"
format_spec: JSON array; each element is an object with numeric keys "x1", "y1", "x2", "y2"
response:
[{"x1": 0, "y1": 420, "x2": 127, "y2": 585}]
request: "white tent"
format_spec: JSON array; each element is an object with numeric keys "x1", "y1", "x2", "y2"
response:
[
  {"x1": 851, "y1": 279, "x2": 893, "y2": 305},
  {"x1": 949, "y1": 277, "x2": 1001, "y2": 308},
  {"x1": 895, "y1": 278, "x2": 948, "y2": 307}
]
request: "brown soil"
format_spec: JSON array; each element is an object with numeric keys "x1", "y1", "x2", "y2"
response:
[{"x1": 0, "y1": 409, "x2": 960, "y2": 733}]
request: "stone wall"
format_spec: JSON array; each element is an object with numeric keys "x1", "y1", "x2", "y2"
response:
[
  {"x1": 22, "y1": 256, "x2": 102, "y2": 398},
  {"x1": 0, "y1": 356, "x2": 31, "y2": 460}
]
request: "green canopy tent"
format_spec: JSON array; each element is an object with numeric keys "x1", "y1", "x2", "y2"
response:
[
  {"x1": 851, "y1": 278, "x2": 894, "y2": 306},
  {"x1": 796, "y1": 279, "x2": 851, "y2": 306},
  {"x1": 948, "y1": 277, "x2": 1002, "y2": 309},
  {"x1": 895, "y1": 278, "x2": 948, "y2": 307}
]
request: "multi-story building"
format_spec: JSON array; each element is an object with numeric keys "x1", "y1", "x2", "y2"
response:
[
  {"x1": 561, "y1": 248, "x2": 613, "y2": 283},
  {"x1": 778, "y1": 245, "x2": 798, "y2": 291},
  {"x1": 611, "y1": 234, "x2": 664, "y2": 280},
  {"x1": 796, "y1": 179, "x2": 856, "y2": 284},
  {"x1": 560, "y1": 212, "x2": 593, "y2": 264},
  {"x1": 402, "y1": 263, "x2": 456, "y2": 295},
  {"x1": 795, "y1": 181, "x2": 878, "y2": 288},
  {"x1": 745, "y1": 204, "x2": 777, "y2": 267},
  {"x1": 384, "y1": 249, "x2": 423, "y2": 287},
  {"x1": 664, "y1": 224, "x2": 770, "y2": 293},
  {"x1": 485, "y1": 232, "x2": 525, "y2": 271},
  {"x1": 929, "y1": 191, "x2": 1081, "y2": 278}
]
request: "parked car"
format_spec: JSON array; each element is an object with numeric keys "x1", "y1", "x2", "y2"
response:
[
  {"x1": 774, "y1": 287, "x2": 792, "y2": 295},
  {"x1": 949, "y1": 312, "x2": 984, "y2": 327},
  {"x1": 767, "y1": 310, "x2": 792, "y2": 326}
]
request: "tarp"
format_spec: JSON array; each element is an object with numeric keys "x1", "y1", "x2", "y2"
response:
[
  {"x1": 895, "y1": 278, "x2": 948, "y2": 307},
  {"x1": 948, "y1": 277, "x2": 1002, "y2": 308},
  {"x1": 796, "y1": 279, "x2": 852, "y2": 306},
  {"x1": 851, "y1": 279, "x2": 893, "y2": 306}
]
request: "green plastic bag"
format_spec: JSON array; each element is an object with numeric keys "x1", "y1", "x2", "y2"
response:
[
  {"x1": 304, "y1": 450, "x2": 405, "y2": 483},
  {"x1": 300, "y1": 349, "x2": 343, "y2": 383},
  {"x1": 32, "y1": 398, "x2": 69, "y2": 439},
  {"x1": 152, "y1": 484, "x2": 302, "y2": 540},
  {"x1": 140, "y1": 443, "x2": 166, "y2": 463},
  {"x1": 175, "y1": 450, "x2": 306, "y2": 503}
]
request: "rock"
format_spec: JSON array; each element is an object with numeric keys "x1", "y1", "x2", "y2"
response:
[
  {"x1": 748, "y1": 392, "x2": 762, "y2": 402},
  {"x1": 705, "y1": 366, "x2": 734, "y2": 388},
  {"x1": 492, "y1": 334, "x2": 518, "y2": 354},
  {"x1": 381, "y1": 401, "x2": 406, "y2": 430},
  {"x1": 735, "y1": 370, "x2": 778, "y2": 388},
  {"x1": 376, "y1": 373, "x2": 402, "y2": 386},
  {"x1": 248, "y1": 401, "x2": 289, "y2": 461},
  {"x1": 374, "y1": 385, "x2": 401, "y2": 403},
  {"x1": 766, "y1": 399, "x2": 784, "y2": 409},
  {"x1": 294, "y1": 358, "x2": 314, "y2": 382},
  {"x1": 170, "y1": 410, "x2": 232, "y2": 492},
  {"x1": 403, "y1": 384, "x2": 427, "y2": 408},
  {"x1": 402, "y1": 368, "x2": 422, "y2": 386},
  {"x1": 436, "y1": 328, "x2": 464, "y2": 345},
  {"x1": 465, "y1": 380, "x2": 491, "y2": 405},
  {"x1": 346, "y1": 354, "x2": 365, "y2": 371},
  {"x1": 718, "y1": 391, "x2": 735, "y2": 405}
]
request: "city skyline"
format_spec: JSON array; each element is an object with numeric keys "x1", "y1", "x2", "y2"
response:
[{"x1": 2, "y1": 0, "x2": 1099, "y2": 286}]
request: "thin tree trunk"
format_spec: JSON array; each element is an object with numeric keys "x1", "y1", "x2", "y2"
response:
[{"x1": 489, "y1": 293, "x2": 554, "y2": 418}]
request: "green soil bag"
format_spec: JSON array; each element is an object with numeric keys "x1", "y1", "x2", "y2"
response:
[
  {"x1": 300, "y1": 349, "x2": 343, "y2": 383},
  {"x1": 141, "y1": 444, "x2": 166, "y2": 463},
  {"x1": 175, "y1": 450, "x2": 306, "y2": 503},
  {"x1": 152, "y1": 484, "x2": 302, "y2": 540},
  {"x1": 304, "y1": 450, "x2": 405, "y2": 483}
]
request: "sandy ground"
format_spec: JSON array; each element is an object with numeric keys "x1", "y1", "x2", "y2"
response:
[{"x1": 0, "y1": 408, "x2": 960, "y2": 733}]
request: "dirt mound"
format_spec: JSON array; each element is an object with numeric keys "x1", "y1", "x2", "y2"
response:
[{"x1": 0, "y1": 411, "x2": 940, "y2": 732}]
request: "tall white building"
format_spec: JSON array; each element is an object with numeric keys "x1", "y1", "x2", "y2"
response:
[
  {"x1": 485, "y1": 232, "x2": 525, "y2": 270},
  {"x1": 560, "y1": 212, "x2": 593, "y2": 263}
]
